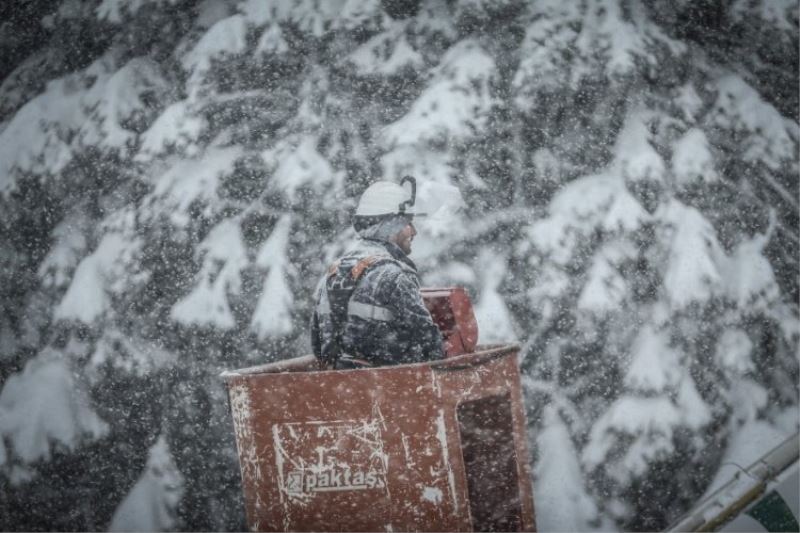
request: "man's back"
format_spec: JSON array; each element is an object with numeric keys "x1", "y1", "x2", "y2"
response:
[{"x1": 311, "y1": 238, "x2": 443, "y2": 367}]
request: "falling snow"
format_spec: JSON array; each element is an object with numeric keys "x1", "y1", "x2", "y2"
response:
[{"x1": 0, "y1": 1, "x2": 797, "y2": 531}]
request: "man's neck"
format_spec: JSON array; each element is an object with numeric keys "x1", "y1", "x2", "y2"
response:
[{"x1": 361, "y1": 237, "x2": 416, "y2": 270}]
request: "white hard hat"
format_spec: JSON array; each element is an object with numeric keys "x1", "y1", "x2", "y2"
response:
[{"x1": 355, "y1": 177, "x2": 423, "y2": 217}]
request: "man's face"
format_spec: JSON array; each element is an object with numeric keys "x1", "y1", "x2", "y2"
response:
[{"x1": 392, "y1": 219, "x2": 416, "y2": 254}]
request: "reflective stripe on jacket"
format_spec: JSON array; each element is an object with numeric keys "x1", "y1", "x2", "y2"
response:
[{"x1": 311, "y1": 238, "x2": 444, "y2": 367}]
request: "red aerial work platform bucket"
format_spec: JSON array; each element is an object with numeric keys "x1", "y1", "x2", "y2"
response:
[{"x1": 222, "y1": 288, "x2": 536, "y2": 532}]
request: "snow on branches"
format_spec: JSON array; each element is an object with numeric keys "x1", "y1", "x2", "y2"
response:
[{"x1": 0, "y1": 349, "x2": 108, "y2": 465}]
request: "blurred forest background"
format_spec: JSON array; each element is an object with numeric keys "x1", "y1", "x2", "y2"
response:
[{"x1": 0, "y1": 0, "x2": 797, "y2": 530}]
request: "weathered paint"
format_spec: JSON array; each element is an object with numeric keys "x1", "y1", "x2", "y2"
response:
[
  {"x1": 420, "y1": 287, "x2": 478, "y2": 356},
  {"x1": 221, "y1": 345, "x2": 536, "y2": 532},
  {"x1": 273, "y1": 418, "x2": 388, "y2": 505},
  {"x1": 228, "y1": 383, "x2": 266, "y2": 525},
  {"x1": 423, "y1": 486, "x2": 444, "y2": 504},
  {"x1": 435, "y1": 408, "x2": 459, "y2": 517}
]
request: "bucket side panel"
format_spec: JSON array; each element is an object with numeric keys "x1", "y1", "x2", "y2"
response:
[
  {"x1": 243, "y1": 368, "x2": 447, "y2": 531},
  {"x1": 457, "y1": 393, "x2": 522, "y2": 532},
  {"x1": 225, "y1": 346, "x2": 531, "y2": 532},
  {"x1": 508, "y1": 362, "x2": 537, "y2": 532},
  {"x1": 434, "y1": 349, "x2": 537, "y2": 532},
  {"x1": 373, "y1": 368, "x2": 469, "y2": 531},
  {"x1": 227, "y1": 380, "x2": 268, "y2": 531}
]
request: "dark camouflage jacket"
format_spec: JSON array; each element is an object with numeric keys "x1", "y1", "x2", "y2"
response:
[{"x1": 311, "y1": 238, "x2": 444, "y2": 367}]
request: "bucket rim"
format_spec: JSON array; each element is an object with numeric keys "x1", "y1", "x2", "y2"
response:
[{"x1": 219, "y1": 343, "x2": 521, "y2": 381}]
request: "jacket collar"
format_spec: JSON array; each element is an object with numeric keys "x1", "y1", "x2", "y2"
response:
[{"x1": 361, "y1": 238, "x2": 417, "y2": 271}]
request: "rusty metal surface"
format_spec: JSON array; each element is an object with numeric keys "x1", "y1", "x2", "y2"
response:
[
  {"x1": 222, "y1": 345, "x2": 536, "y2": 532},
  {"x1": 421, "y1": 287, "x2": 479, "y2": 357}
]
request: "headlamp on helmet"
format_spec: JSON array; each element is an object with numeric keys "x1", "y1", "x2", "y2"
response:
[{"x1": 354, "y1": 176, "x2": 423, "y2": 218}]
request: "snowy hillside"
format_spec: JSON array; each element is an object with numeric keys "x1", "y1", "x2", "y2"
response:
[{"x1": 0, "y1": 0, "x2": 797, "y2": 531}]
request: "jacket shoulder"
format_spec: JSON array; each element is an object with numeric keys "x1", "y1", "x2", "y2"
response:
[{"x1": 359, "y1": 259, "x2": 417, "y2": 294}]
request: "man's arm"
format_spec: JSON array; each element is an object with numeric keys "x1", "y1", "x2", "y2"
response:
[{"x1": 388, "y1": 270, "x2": 444, "y2": 361}]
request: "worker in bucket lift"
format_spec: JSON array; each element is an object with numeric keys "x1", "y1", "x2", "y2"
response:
[{"x1": 311, "y1": 176, "x2": 444, "y2": 369}]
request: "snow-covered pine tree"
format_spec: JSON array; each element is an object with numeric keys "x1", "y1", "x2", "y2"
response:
[
  {"x1": 504, "y1": 1, "x2": 799, "y2": 529},
  {"x1": 0, "y1": 0, "x2": 796, "y2": 531},
  {"x1": 109, "y1": 435, "x2": 184, "y2": 532}
]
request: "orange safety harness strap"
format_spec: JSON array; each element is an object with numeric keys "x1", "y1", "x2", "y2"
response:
[
  {"x1": 326, "y1": 255, "x2": 390, "y2": 282},
  {"x1": 323, "y1": 255, "x2": 393, "y2": 369},
  {"x1": 349, "y1": 256, "x2": 385, "y2": 280}
]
